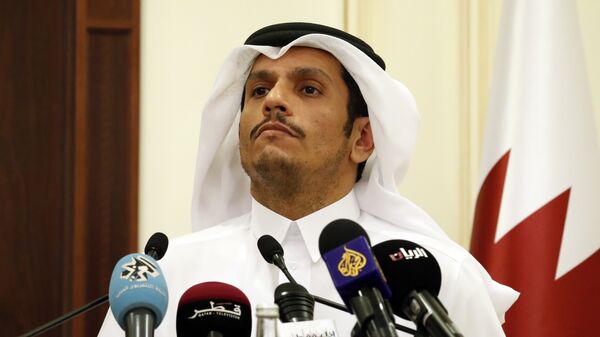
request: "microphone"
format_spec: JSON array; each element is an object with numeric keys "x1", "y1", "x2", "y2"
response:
[
  {"x1": 144, "y1": 232, "x2": 169, "y2": 260},
  {"x1": 18, "y1": 232, "x2": 169, "y2": 337},
  {"x1": 372, "y1": 240, "x2": 463, "y2": 337},
  {"x1": 319, "y1": 219, "x2": 397, "y2": 337},
  {"x1": 257, "y1": 234, "x2": 315, "y2": 322},
  {"x1": 274, "y1": 282, "x2": 314, "y2": 322},
  {"x1": 257, "y1": 234, "x2": 417, "y2": 335},
  {"x1": 257, "y1": 235, "x2": 297, "y2": 284},
  {"x1": 257, "y1": 234, "x2": 347, "y2": 314},
  {"x1": 258, "y1": 235, "x2": 341, "y2": 336},
  {"x1": 176, "y1": 281, "x2": 252, "y2": 337},
  {"x1": 108, "y1": 252, "x2": 169, "y2": 337}
]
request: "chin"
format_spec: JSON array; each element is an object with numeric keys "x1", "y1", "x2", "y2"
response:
[{"x1": 252, "y1": 151, "x2": 299, "y2": 181}]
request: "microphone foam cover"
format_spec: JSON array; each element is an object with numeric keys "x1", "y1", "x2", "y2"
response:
[
  {"x1": 372, "y1": 240, "x2": 442, "y2": 319},
  {"x1": 177, "y1": 282, "x2": 252, "y2": 337},
  {"x1": 318, "y1": 219, "x2": 370, "y2": 255},
  {"x1": 275, "y1": 283, "x2": 315, "y2": 322},
  {"x1": 257, "y1": 235, "x2": 284, "y2": 263},
  {"x1": 144, "y1": 232, "x2": 169, "y2": 260},
  {"x1": 108, "y1": 253, "x2": 169, "y2": 330}
]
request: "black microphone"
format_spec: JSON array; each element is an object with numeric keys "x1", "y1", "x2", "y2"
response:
[
  {"x1": 274, "y1": 282, "x2": 315, "y2": 322},
  {"x1": 144, "y1": 232, "x2": 169, "y2": 260},
  {"x1": 176, "y1": 282, "x2": 252, "y2": 337},
  {"x1": 257, "y1": 235, "x2": 297, "y2": 284},
  {"x1": 257, "y1": 233, "x2": 417, "y2": 335},
  {"x1": 257, "y1": 235, "x2": 316, "y2": 322},
  {"x1": 372, "y1": 240, "x2": 463, "y2": 337},
  {"x1": 18, "y1": 232, "x2": 169, "y2": 337},
  {"x1": 257, "y1": 235, "x2": 348, "y2": 314},
  {"x1": 319, "y1": 219, "x2": 397, "y2": 337}
]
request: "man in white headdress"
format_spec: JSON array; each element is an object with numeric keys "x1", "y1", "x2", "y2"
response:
[{"x1": 99, "y1": 22, "x2": 518, "y2": 336}]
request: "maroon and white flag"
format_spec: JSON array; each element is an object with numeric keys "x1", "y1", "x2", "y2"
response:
[{"x1": 470, "y1": 0, "x2": 600, "y2": 335}]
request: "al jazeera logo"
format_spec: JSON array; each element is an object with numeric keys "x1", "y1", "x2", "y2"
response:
[{"x1": 337, "y1": 246, "x2": 367, "y2": 277}]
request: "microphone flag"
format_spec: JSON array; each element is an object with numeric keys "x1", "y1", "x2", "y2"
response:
[
  {"x1": 108, "y1": 253, "x2": 168, "y2": 330},
  {"x1": 321, "y1": 236, "x2": 391, "y2": 311}
]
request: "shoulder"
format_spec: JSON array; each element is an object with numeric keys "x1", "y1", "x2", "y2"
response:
[
  {"x1": 359, "y1": 212, "x2": 510, "y2": 335},
  {"x1": 359, "y1": 212, "x2": 470, "y2": 266},
  {"x1": 358, "y1": 212, "x2": 477, "y2": 305}
]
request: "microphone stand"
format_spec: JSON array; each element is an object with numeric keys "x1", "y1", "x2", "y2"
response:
[
  {"x1": 403, "y1": 290, "x2": 463, "y2": 337},
  {"x1": 126, "y1": 308, "x2": 155, "y2": 337},
  {"x1": 18, "y1": 295, "x2": 108, "y2": 337},
  {"x1": 19, "y1": 245, "x2": 166, "y2": 337}
]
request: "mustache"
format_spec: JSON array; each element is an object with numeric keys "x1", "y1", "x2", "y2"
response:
[{"x1": 249, "y1": 113, "x2": 306, "y2": 139}]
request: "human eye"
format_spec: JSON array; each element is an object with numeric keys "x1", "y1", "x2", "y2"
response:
[
  {"x1": 252, "y1": 86, "x2": 270, "y2": 97},
  {"x1": 302, "y1": 85, "x2": 321, "y2": 96}
]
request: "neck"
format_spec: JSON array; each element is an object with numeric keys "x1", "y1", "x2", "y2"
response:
[{"x1": 250, "y1": 179, "x2": 353, "y2": 220}]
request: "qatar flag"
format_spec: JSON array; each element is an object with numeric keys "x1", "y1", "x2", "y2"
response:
[{"x1": 470, "y1": 0, "x2": 600, "y2": 336}]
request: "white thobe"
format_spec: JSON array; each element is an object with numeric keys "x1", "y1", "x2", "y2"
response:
[{"x1": 98, "y1": 190, "x2": 507, "y2": 337}]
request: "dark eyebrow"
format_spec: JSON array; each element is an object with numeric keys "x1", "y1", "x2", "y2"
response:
[
  {"x1": 290, "y1": 67, "x2": 333, "y2": 83},
  {"x1": 246, "y1": 70, "x2": 276, "y2": 82},
  {"x1": 246, "y1": 67, "x2": 335, "y2": 85}
]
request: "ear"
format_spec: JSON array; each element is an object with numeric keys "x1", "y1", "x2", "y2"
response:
[{"x1": 349, "y1": 117, "x2": 374, "y2": 164}]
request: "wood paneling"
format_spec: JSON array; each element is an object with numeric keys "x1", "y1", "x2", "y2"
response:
[
  {"x1": 80, "y1": 31, "x2": 137, "y2": 334},
  {"x1": 0, "y1": 1, "x2": 73, "y2": 335},
  {"x1": 87, "y1": 0, "x2": 133, "y2": 22},
  {"x1": 72, "y1": 0, "x2": 140, "y2": 335},
  {"x1": 0, "y1": 0, "x2": 139, "y2": 335}
]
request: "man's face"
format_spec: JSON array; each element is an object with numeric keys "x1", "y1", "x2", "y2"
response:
[{"x1": 239, "y1": 47, "x2": 353, "y2": 188}]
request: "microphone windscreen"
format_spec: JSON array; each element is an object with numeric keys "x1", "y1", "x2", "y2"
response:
[
  {"x1": 108, "y1": 253, "x2": 169, "y2": 330},
  {"x1": 275, "y1": 283, "x2": 315, "y2": 322},
  {"x1": 176, "y1": 282, "x2": 252, "y2": 337},
  {"x1": 257, "y1": 235, "x2": 284, "y2": 263},
  {"x1": 318, "y1": 218, "x2": 370, "y2": 255},
  {"x1": 318, "y1": 219, "x2": 391, "y2": 311},
  {"x1": 372, "y1": 240, "x2": 442, "y2": 319},
  {"x1": 144, "y1": 232, "x2": 169, "y2": 260}
]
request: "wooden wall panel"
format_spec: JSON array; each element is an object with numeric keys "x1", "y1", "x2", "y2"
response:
[
  {"x1": 87, "y1": 0, "x2": 133, "y2": 22},
  {"x1": 71, "y1": 0, "x2": 140, "y2": 335},
  {"x1": 80, "y1": 31, "x2": 137, "y2": 334},
  {"x1": 0, "y1": 0, "x2": 73, "y2": 335},
  {"x1": 1, "y1": 0, "x2": 139, "y2": 335}
]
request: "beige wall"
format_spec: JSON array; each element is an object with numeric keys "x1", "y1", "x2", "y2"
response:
[
  {"x1": 139, "y1": 0, "x2": 600, "y2": 250},
  {"x1": 138, "y1": 0, "x2": 345, "y2": 245}
]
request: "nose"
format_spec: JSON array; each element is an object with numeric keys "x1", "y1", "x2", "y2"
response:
[{"x1": 262, "y1": 84, "x2": 290, "y2": 118}]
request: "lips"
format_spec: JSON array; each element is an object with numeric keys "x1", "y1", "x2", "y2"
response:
[{"x1": 255, "y1": 122, "x2": 297, "y2": 138}]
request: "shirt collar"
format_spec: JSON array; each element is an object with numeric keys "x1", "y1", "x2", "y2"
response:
[{"x1": 251, "y1": 189, "x2": 361, "y2": 263}]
